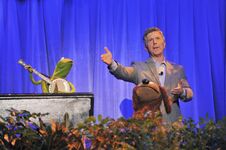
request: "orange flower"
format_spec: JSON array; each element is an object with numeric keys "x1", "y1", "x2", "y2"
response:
[
  {"x1": 4, "y1": 134, "x2": 9, "y2": 142},
  {"x1": 51, "y1": 121, "x2": 57, "y2": 133},
  {"x1": 11, "y1": 139, "x2": 16, "y2": 146},
  {"x1": 39, "y1": 129, "x2": 47, "y2": 136}
]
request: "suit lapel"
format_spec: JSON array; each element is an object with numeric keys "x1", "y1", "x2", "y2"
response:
[
  {"x1": 164, "y1": 61, "x2": 174, "y2": 90},
  {"x1": 145, "y1": 58, "x2": 160, "y2": 84}
]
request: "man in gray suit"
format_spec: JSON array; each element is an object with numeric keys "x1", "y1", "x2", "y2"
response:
[{"x1": 101, "y1": 27, "x2": 193, "y2": 123}]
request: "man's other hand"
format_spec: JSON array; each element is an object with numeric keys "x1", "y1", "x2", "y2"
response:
[{"x1": 171, "y1": 80, "x2": 183, "y2": 96}]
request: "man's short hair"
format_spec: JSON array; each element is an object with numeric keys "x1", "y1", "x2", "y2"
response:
[{"x1": 143, "y1": 27, "x2": 165, "y2": 44}]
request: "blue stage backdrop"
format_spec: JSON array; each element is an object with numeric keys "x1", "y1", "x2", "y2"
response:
[{"x1": 0, "y1": 0, "x2": 225, "y2": 122}]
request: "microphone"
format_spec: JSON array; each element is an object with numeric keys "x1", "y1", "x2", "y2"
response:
[
  {"x1": 158, "y1": 65, "x2": 164, "y2": 76},
  {"x1": 159, "y1": 71, "x2": 163, "y2": 76}
]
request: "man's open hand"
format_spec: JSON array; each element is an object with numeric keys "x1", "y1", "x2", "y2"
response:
[{"x1": 171, "y1": 80, "x2": 183, "y2": 96}]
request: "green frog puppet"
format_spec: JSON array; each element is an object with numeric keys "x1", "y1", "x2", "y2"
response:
[{"x1": 21, "y1": 57, "x2": 75, "y2": 93}]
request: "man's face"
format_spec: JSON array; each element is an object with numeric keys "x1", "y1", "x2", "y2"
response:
[{"x1": 145, "y1": 31, "x2": 165, "y2": 57}]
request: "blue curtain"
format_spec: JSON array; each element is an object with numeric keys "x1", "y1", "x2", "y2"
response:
[{"x1": 0, "y1": 0, "x2": 225, "y2": 122}]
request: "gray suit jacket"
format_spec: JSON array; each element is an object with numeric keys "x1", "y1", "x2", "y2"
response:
[{"x1": 110, "y1": 57, "x2": 192, "y2": 123}]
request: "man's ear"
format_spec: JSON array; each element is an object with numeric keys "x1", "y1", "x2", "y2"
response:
[
  {"x1": 144, "y1": 45, "x2": 148, "y2": 50},
  {"x1": 144, "y1": 42, "x2": 148, "y2": 51},
  {"x1": 144, "y1": 46, "x2": 150, "y2": 54}
]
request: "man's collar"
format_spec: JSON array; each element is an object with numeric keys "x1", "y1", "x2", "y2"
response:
[{"x1": 147, "y1": 57, "x2": 166, "y2": 65}]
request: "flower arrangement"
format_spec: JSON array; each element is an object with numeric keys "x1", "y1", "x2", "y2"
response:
[{"x1": 0, "y1": 108, "x2": 226, "y2": 150}]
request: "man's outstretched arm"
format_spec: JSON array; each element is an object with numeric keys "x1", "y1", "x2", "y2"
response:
[{"x1": 101, "y1": 47, "x2": 136, "y2": 83}]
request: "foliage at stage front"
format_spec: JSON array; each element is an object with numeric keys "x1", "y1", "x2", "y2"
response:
[
  {"x1": 0, "y1": 108, "x2": 226, "y2": 150},
  {"x1": 0, "y1": 108, "x2": 83, "y2": 150}
]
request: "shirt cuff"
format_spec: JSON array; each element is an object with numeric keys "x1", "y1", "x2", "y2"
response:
[{"x1": 107, "y1": 60, "x2": 118, "y2": 72}]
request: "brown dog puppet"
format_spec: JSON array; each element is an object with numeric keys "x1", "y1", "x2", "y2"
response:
[{"x1": 132, "y1": 79, "x2": 172, "y2": 119}]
